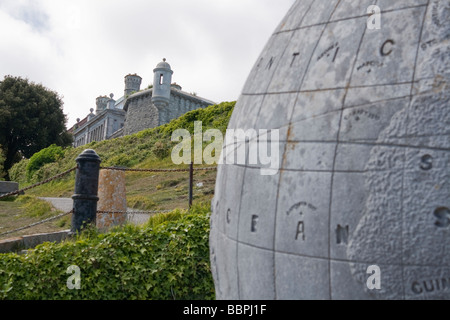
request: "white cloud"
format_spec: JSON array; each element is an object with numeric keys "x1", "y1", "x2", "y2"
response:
[{"x1": 0, "y1": 0, "x2": 295, "y2": 127}]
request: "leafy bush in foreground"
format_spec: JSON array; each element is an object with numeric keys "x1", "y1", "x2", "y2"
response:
[
  {"x1": 0, "y1": 204, "x2": 214, "y2": 300},
  {"x1": 26, "y1": 144, "x2": 65, "y2": 180}
]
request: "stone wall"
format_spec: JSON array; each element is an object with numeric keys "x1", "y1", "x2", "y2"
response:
[
  {"x1": 123, "y1": 91, "x2": 159, "y2": 136},
  {"x1": 161, "y1": 93, "x2": 211, "y2": 126},
  {"x1": 123, "y1": 89, "x2": 213, "y2": 136},
  {"x1": 0, "y1": 230, "x2": 71, "y2": 253},
  {"x1": 105, "y1": 111, "x2": 126, "y2": 137}
]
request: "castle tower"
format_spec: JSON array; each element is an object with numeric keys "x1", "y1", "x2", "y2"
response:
[
  {"x1": 152, "y1": 58, "x2": 173, "y2": 108},
  {"x1": 124, "y1": 74, "x2": 142, "y2": 97},
  {"x1": 95, "y1": 96, "x2": 109, "y2": 114}
]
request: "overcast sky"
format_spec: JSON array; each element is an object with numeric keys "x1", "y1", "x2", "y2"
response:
[{"x1": 0, "y1": 0, "x2": 295, "y2": 128}]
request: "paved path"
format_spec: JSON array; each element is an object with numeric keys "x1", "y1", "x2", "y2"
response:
[
  {"x1": 39, "y1": 197, "x2": 151, "y2": 225},
  {"x1": 39, "y1": 197, "x2": 73, "y2": 213}
]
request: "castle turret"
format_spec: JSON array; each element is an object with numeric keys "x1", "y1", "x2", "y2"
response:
[
  {"x1": 96, "y1": 96, "x2": 109, "y2": 114},
  {"x1": 124, "y1": 74, "x2": 142, "y2": 97},
  {"x1": 152, "y1": 58, "x2": 173, "y2": 108}
]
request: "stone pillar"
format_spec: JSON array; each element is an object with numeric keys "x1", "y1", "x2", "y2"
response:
[
  {"x1": 71, "y1": 149, "x2": 101, "y2": 233},
  {"x1": 96, "y1": 169, "x2": 127, "y2": 231}
]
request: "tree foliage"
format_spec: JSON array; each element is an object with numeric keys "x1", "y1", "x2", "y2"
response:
[
  {"x1": 0, "y1": 76, "x2": 72, "y2": 179},
  {"x1": 26, "y1": 144, "x2": 65, "y2": 180},
  {"x1": 0, "y1": 145, "x2": 5, "y2": 181}
]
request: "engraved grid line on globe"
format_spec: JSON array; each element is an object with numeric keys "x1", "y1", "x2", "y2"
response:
[
  {"x1": 236, "y1": 0, "x2": 316, "y2": 126},
  {"x1": 324, "y1": 0, "x2": 380, "y2": 299},
  {"x1": 234, "y1": 0, "x2": 355, "y2": 299},
  {"x1": 215, "y1": 234, "x2": 448, "y2": 269},
  {"x1": 211, "y1": 0, "x2": 449, "y2": 300},
  {"x1": 232, "y1": 0, "x2": 319, "y2": 300},
  {"x1": 241, "y1": 79, "x2": 431, "y2": 96},
  {"x1": 397, "y1": 0, "x2": 430, "y2": 299},
  {"x1": 226, "y1": 165, "x2": 404, "y2": 175},
  {"x1": 242, "y1": 4, "x2": 432, "y2": 96},
  {"x1": 223, "y1": 93, "x2": 447, "y2": 153},
  {"x1": 273, "y1": 3, "x2": 429, "y2": 36},
  {"x1": 274, "y1": 0, "x2": 345, "y2": 300},
  {"x1": 220, "y1": 122, "x2": 449, "y2": 153}
]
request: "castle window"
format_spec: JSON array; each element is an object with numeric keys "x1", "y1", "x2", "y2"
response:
[{"x1": 159, "y1": 74, "x2": 163, "y2": 85}]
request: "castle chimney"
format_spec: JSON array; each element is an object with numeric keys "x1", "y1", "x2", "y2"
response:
[{"x1": 96, "y1": 96, "x2": 109, "y2": 114}]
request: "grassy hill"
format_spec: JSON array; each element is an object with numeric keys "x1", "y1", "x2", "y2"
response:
[
  {"x1": 1, "y1": 101, "x2": 234, "y2": 238},
  {"x1": 0, "y1": 101, "x2": 235, "y2": 300}
]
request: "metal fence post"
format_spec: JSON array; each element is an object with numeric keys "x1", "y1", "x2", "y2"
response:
[
  {"x1": 189, "y1": 162, "x2": 193, "y2": 208},
  {"x1": 71, "y1": 149, "x2": 101, "y2": 233}
]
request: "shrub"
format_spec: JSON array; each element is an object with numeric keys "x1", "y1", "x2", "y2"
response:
[
  {"x1": 107, "y1": 153, "x2": 133, "y2": 168},
  {"x1": 0, "y1": 145, "x2": 5, "y2": 181},
  {"x1": 26, "y1": 144, "x2": 65, "y2": 180},
  {"x1": 160, "y1": 101, "x2": 235, "y2": 137},
  {"x1": 127, "y1": 195, "x2": 156, "y2": 210},
  {"x1": 0, "y1": 204, "x2": 214, "y2": 300},
  {"x1": 152, "y1": 141, "x2": 171, "y2": 159},
  {"x1": 144, "y1": 208, "x2": 186, "y2": 229}
]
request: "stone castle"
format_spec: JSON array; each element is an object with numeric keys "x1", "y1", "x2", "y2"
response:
[{"x1": 69, "y1": 59, "x2": 215, "y2": 147}]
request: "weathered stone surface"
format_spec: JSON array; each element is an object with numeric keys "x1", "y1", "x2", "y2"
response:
[
  {"x1": 210, "y1": 0, "x2": 450, "y2": 300},
  {"x1": 21, "y1": 231, "x2": 71, "y2": 249},
  {"x1": 0, "y1": 181, "x2": 18, "y2": 195},
  {"x1": 0, "y1": 230, "x2": 71, "y2": 253},
  {"x1": 0, "y1": 237, "x2": 23, "y2": 253},
  {"x1": 97, "y1": 169, "x2": 127, "y2": 231},
  {"x1": 123, "y1": 89, "x2": 213, "y2": 136}
]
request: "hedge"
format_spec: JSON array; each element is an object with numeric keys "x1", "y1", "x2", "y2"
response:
[
  {"x1": 0, "y1": 205, "x2": 214, "y2": 300},
  {"x1": 26, "y1": 144, "x2": 65, "y2": 180}
]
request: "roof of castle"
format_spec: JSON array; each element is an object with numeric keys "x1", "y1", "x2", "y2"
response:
[
  {"x1": 123, "y1": 87, "x2": 216, "y2": 112},
  {"x1": 154, "y1": 58, "x2": 171, "y2": 70},
  {"x1": 68, "y1": 108, "x2": 125, "y2": 134},
  {"x1": 68, "y1": 116, "x2": 88, "y2": 134}
]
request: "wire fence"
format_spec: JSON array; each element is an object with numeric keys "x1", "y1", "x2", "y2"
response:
[
  {"x1": 0, "y1": 210, "x2": 73, "y2": 238},
  {"x1": 101, "y1": 166, "x2": 217, "y2": 172},
  {"x1": 0, "y1": 166, "x2": 77, "y2": 200},
  {"x1": 0, "y1": 162, "x2": 217, "y2": 238}
]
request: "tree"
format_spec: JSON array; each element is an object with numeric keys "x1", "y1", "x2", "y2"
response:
[
  {"x1": 0, "y1": 76, "x2": 72, "y2": 179},
  {"x1": 0, "y1": 145, "x2": 5, "y2": 181}
]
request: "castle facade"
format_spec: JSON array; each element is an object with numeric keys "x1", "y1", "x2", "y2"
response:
[{"x1": 69, "y1": 59, "x2": 215, "y2": 147}]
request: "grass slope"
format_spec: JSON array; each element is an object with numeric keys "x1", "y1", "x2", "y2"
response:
[{"x1": 1, "y1": 101, "x2": 234, "y2": 236}]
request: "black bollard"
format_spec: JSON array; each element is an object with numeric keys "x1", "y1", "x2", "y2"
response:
[
  {"x1": 71, "y1": 149, "x2": 101, "y2": 233},
  {"x1": 189, "y1": 162, "x2": 193, "y2": 208}
]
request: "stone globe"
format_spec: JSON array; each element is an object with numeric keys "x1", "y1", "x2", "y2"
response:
[{"x1": 210, "y1": 0, "x2": 449, "y2": 299}]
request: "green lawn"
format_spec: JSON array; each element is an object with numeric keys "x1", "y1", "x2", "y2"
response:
[{"x1": 0, "y1": 197, "x2": 70, "y2": 241}]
